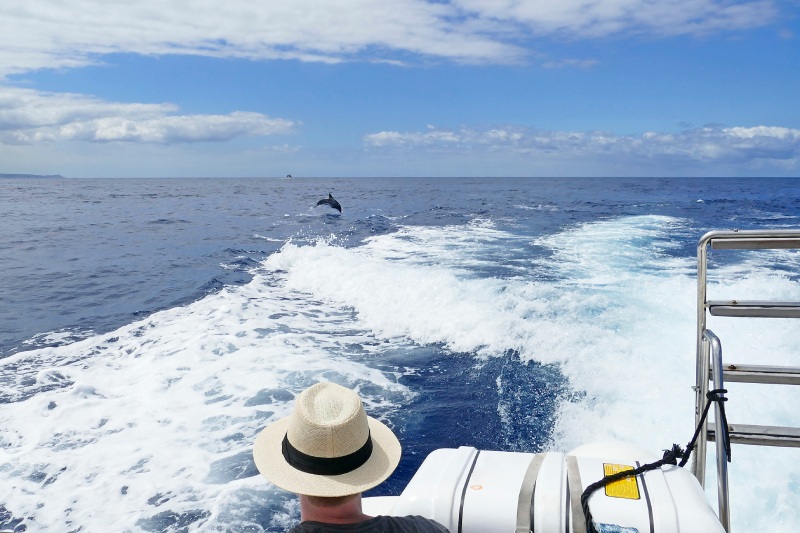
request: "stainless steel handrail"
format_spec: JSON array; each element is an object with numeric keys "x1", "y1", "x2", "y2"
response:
[
  {"x1": 692, "y1": 329, "x2": 730, "y2": 504},
  {"x1": 693, "y1": 229, "x2": 800, "y2": 533},
  {"x1": 706, "y1": 329, "x2": 730, "y2": 532}
]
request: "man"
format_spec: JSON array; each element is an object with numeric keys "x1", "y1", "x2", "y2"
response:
[{"x1": 253, "y1": 381, "x2": 449, "y2": 532}]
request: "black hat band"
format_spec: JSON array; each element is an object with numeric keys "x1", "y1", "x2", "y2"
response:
[{"x1": 282, "y1": 431, "x2": 373, "y2": 476}]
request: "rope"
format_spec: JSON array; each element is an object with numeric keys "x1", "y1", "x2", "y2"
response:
[{"x1": 580, "y1": 388, "x2": 730, "y2": 533}]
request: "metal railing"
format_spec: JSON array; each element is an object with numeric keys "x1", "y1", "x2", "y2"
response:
[{"x1": 692, "y1": 229, "x2": 800, "y2": 532}]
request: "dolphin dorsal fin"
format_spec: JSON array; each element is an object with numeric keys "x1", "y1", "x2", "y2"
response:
[{"x1": 329, "y1": 193, "x2": 333, "y2": 198}]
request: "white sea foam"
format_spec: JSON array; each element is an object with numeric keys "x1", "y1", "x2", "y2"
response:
[
  {"x1": 0, "y1": 270, "x2": 412, "y2": 531},
  {"x1": 513, "y1": 203, "x2": 559, "y2": 211},
  {"x1": 262, "y1": 214, "x2": 800, "y2": 531},
  {"x1": 1, "y1": 214, "x2": 797, "y2": 531},
  {"x1": 21, "y1": 328, "x2": 95, "y2": 347},
  {"x1": 532, "y1": 217, "x2": 800, "y2": 531},
  {"x1": 252, "y1": 234, "x2": 287, "y2": 242}
]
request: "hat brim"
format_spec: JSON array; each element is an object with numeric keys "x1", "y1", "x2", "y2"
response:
[{"x1": 253, "y1": 414, "x2": 401, "y2": 497}]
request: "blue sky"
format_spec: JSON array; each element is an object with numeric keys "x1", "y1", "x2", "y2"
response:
[{"x1": 1, "y1": 0, "x2": 798, "y2": 177}]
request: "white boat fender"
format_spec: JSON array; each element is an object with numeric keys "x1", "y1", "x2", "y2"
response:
[
  {"x1": 579, "y1": 388, "x2": 731, "y2": 533},
  {"x1": 361, "y1": 391, "x2": 731, "y2": 532}
]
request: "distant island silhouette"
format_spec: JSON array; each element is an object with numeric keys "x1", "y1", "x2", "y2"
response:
[{"x1": 0, "y1": 173, "x2": 65, "y2": 179}]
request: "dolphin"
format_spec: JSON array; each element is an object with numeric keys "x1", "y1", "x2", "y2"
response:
[{"x1": 316, "y1": 193, "x2": 342, "y2": 213}]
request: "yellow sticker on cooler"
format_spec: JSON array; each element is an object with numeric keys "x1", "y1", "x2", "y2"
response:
[{"x1": 603, "y1": 464, "x2": 640, "y2": 500}]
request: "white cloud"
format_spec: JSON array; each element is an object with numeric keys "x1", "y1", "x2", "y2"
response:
[
  {"x1": 453, "y1": 0, "x2": 777, "y2": 38},
  {"x1": 363, "y1": 124, "x2": 800, "y2": 167},
  {"x1": 542, "y1": 58, "x2": 600, "y2": 69},
  {"x1": 0, "y1": 0, "x2": 780, "y2": 77},
  {"x1": 0, "y1": 88, "x2": 173, "y2": 129},
  {"x1": 0, "y1": 87, "x2": 295, "y2": 144},
  {"x1": 0, "y1": 1, "x2": 520, "y2": 77}
]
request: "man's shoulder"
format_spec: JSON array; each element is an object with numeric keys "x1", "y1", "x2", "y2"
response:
[
  {"x1": 381, "y1": 515, "x2": 449, "y2": 532},
  {"x1": 288, "y1": 515, "x2": 448, "y2": 532}
]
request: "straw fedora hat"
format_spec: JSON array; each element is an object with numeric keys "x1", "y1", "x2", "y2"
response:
[{"x1": 253, "y1": 382, "x2": 402, "y2": 497}]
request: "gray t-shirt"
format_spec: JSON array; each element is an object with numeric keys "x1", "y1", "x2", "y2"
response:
[{"x1": 288, "y1": 515, "x2": 449, "y2": 533}]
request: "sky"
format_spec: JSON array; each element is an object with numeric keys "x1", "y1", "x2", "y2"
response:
[{"x1": 1, "y1": 0, "x2": 799, "y2": 178}]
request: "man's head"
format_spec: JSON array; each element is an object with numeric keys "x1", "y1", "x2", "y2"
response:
[{"x1": 253, "y1": 382, "x2": 402, "y2": 497}]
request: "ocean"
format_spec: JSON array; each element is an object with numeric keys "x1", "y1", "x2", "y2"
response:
[{"x1": 1, "y1": 176, "x2": 798, "y2": 532}]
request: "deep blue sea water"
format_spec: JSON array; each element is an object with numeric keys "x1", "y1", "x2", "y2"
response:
[{"x1": 1, "y1": 177, "x2": 799, "y2": 532}]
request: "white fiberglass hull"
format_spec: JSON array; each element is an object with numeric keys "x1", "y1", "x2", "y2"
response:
[{"x1": 364, "y1": 441, "x2": 724, "y2": 533}]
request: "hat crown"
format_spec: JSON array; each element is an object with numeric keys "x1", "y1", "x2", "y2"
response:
[{"x1": 286, "y1": 382, "x2": 370, "y2": 459}]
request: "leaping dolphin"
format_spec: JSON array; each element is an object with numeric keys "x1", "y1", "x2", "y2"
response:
[{"x1": 316, "y1": 193, "x2": 342, "y2": 213}]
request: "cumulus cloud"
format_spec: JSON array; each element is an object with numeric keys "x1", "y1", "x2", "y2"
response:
[
  {"x1": 0, "y1": 0, "x2": 780, "y2": 77},
  {"x1": 365, "y1": 126, "x2": 527, "y2": 148},
  {"x1": 0, "y1": 1, "x2": 518, "y2": 76},
  {"x1": 0, "y1": 87, "x2": 295, "y2": 144},
  {"x1": 453, "y1": 0, "x2": 777, "y2": 38},
  {"x1": 363, "y1": 124, "x2": 800, "y2": 167}
]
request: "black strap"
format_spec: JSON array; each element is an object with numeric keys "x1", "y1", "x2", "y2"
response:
[
  {"x1": 680, "y1": 389, "x2": 731, "y2": 468},
  {"x1": 282, "y1": 431, "x2": 373, "y2": 475},
  {"x1": 580, "y1": 388, "x2": 730, "y2": 533}
]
